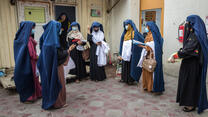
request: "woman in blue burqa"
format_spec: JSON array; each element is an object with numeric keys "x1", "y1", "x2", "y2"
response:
[
  {"x1": 137, "y1": 21, "x2": 164, "y2": 94},
  {"x1": 169, "y1": 15, "x2": 208, "y2": 113},
  {"x1": 87, "y1": 22, "x2": 108, "y2": 81},
  {"x1": 118, "y1": 19, "x2": 144, "y2": 85},
  {"x1": 38, "y1": 20, "x2": 76, "y2": 109},
  {"x1": 13, "y1": 21, "x2": 42, "y2": 103}
]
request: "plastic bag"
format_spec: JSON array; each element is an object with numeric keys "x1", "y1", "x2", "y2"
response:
[{"x1": 64, "y1": 57, "x2": 75, "y2": 78}]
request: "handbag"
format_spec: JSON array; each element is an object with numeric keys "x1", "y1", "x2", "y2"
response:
[
  {"x1": 82, "y1": 47, "x2": 90, "y2": 60},
  {"x1": 142, "y1": 50, "x2": 157, "y2": 72}
]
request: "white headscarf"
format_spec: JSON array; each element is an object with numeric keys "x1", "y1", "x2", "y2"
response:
[
  {"x1": 92, "y1": 29, "x2": 109, "y2": 66},
  {"x1": 92, "y1": 30, "x2": 104, "y2": 43}
]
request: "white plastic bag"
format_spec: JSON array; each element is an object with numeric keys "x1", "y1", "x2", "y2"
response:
[{"x1": 64, "y1": 57, "x2": 75, "y2": 78}]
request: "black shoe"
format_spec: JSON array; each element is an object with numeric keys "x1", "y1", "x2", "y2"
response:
[
  {"x1": 119, "y1": 80, "x2": 124, "y2": 83},
  {"x1": 183, "y1": 107, "x2": 196, "y2": 112},
  {"x1": 127, "y1": 82, "x2": 134, "y2": 85}
]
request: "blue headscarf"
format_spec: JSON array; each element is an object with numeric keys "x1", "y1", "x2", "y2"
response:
[
  {"x1": 68, "y1": 21, "x2": 81, "y2": 32},
  {"x1": 13, "y1": 21, "x2": 35, "y2": 102},
  {"x1": 37, "y1": 20, "x2": 62, "y2": 110},
  {"x1": 187, "y1": 15, "x2": 208, "y2": 113},
  {"x1": 90, "y1": 22, "x2": 104, "y2": 33},
  {"x1": 146, "y1": 21, "x2": 164, "y2": 93},
  {"x1": 119, "y1": 19, "x2": 144, "y2": 82}
]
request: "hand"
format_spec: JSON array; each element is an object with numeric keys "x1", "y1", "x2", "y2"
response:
[
  {"x1": 117, "y1": 56, "x2": 122, "y2": 61},
  {"x1": 87, "y1": 25, "x2": 91, "y2": 34},
  {"x1": 138, "y1": 45, "x2": 147, "y2": 49},
  {"x1": 61, "y1": 28, "x2": 64, "y2": 31},
  {"x1": 77, "y1": 41, "x2": 82, "y2": 45},
  {"x1": 137, "y1": 44, "x2": 144, "y2": 48},
  {"x1": 96, "y1": 42, "x2": 102, "y2": 45},
  {"x1": 68, "y1": 44, "x2": 76, "y2": 53},
  {"x1": 168, "y1": 55, "x2": 176, "y2": 63},
  {"x1": 170, "y1": 58, "x2": 176, "y2": 63}
]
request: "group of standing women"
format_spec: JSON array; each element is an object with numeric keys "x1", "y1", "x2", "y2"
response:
[
  {"x1": 13, "y1": 13, "x2": 208, "y2": 113},
  {"x1": 118, "y1": 15, "x2": 208, "y2": 113},
  {"x1": 13, "y1": 13, "x2": 108, "y2": 110},
  {"x1": 118, "y1": 19, "x2": 164, "y2": 94}
]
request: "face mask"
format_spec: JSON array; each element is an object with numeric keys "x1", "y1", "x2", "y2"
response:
[
  {"x1": 145, "y1": 27, "x2": 149, "y2": 33},
  {"x1": 72, "y1": 27, "x2": 78, "y2": 31},
  {"x1": 31, "y1": 29, "x2": 35, "y2": 34},
  {"x1": 94, "y1": 29, "x2": 99, "y2": 32},
  {"x1": 125, "y1": 25, "x2": 128, "y2": 30}
]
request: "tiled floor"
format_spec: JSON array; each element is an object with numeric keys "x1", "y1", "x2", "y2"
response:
[{"x1": 0, "y1": 66, "x2": 208, "y2": 117}]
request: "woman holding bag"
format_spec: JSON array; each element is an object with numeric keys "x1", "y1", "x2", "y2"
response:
[{"x1": 136, "y1": 21, "x2": 164, "y2": 94}]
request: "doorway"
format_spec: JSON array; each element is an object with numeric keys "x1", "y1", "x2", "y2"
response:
[
  {"x1": 54, "y1": 5, "x2": 76, "y2": 24},
  {"x1": 141, "y1": 9, "x2": 162, "y2": 34}
]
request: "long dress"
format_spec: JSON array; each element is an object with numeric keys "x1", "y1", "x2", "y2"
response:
[
  {"x1": 121, "y1": 27, "x2": 135, "y2": 85},
  {"x1": 87, "y1": 34, "x2": 106, "y2": 81},
  {"x1": 176, "y1": 32, "x2": 203, "y2": 107},
  {"x1": 142, "y1": 32, "x2": 154, "y2": 92},
  {"x1": 53, "y1": 48, "x2": 69, "y2": 108},
  {"x1": 68, "y1": 39, "x2": 87, "y2": 80},
  {"x1": 121, "y1": 61, "x2": 134, "y2": 84},
  {"x1": 27, "y1": 36, "x2": 42, "y2": 101}
]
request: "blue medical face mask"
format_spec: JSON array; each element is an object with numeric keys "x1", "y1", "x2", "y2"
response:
[
  {"x1": 72, "y1": 27, "x2": 78, "y2": 31},
  {"x1": 31, "y1": 29, "x2": 35, "y2": 34},
  {"x1": 125, "y1": 25, "x2": 129, "y2": 30},
  {"x1": 145, "y1": 27, "x2": 149, "y2": 33}
]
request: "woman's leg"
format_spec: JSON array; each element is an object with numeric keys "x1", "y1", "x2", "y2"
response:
[{"x1": 53, "y1": 65, "x2": 67, "y2": 109}]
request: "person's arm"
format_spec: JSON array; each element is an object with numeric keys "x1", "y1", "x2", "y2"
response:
[
  {"x1": 178, "y1": 36, "x2": 199, "y2": 59},
  {"x1": 57, "y1": 44, "x2": 76, "y2": 63},
  {"x1": 87, "y1": 34, "x2": 93, "y2": 43}
]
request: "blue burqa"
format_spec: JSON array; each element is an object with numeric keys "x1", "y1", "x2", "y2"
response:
[
  {"x1": 13, "y1": 21, "x2": 35, "y2": 102},
  {"x1": 187, "y1": 15, "x2": 208, "y2": 113},
  {"x1": 119, "y1": 19, "x2": 144, "y2": 82},
  {"x1": 37, "y1": 20, "x2": 62, "y2": 109},
  {"x1": 146, "y1": 21, "x2": 165, "y2": 93}
]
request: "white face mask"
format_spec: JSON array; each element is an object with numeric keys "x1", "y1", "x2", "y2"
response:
[
  {"x1": 72, "y1": 27, "x2": 78, "y2": 31},
  {"x1": 125, "y1": 25, "x2": 129, "y2": 30}
]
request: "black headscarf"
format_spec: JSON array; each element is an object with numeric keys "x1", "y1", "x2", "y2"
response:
[
  {"x1": 183, "y1": 22, "x2": 192, "y2": 45},
  {"x1": 57, "y1": 13, "x2": 70, "y2": 49}
]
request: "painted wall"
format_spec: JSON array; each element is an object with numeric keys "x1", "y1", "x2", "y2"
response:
[
  {"x1": 0, "y1": 0, "x2": 18, "y2": 68},
  {"x1": 163, "y1": 0, "x2": 208, "y2": 76},
  {"x1": 107, "y1": 0, "x2": 140, "y2": 62}
]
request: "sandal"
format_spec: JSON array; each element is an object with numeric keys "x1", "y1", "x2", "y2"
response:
[
  {"x1": 63, "y1": 104, "x2": 68, "y2": 108},
  {"x1": 183, "y1": 107, "x2": 196, "y2": 112}
]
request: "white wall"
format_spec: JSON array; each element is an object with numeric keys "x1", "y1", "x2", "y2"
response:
[
  {"x1": 163, "y1": 0, "x2": 208, "y2": 76},
  {"x1": 107, "y1": 0, "x2": 140, "y2": 62}
]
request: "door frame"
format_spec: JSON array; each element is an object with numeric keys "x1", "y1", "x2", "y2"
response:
[
  {"x1": 53, "y1": 3, "x2": 78, "y2": 22},
  {"x1": 17, "y1": 1, "x2": 50, "y2": 25},
  {"x1": 139, "y1": 0, "x2": 164, "y2": 36}
]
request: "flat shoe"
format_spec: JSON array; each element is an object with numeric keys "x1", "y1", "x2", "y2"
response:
[{"x1": 183, "y1": 107, "x2": 195, "y2": 112}]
